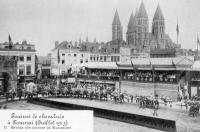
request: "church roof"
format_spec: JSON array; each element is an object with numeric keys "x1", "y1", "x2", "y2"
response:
[
  {"x1": 137, "y1": 2, "x2": 148, "y2": 18},
  {"x1": 127, "y1": 13, "x2": 134, "y2": 33},
  {"x1": 135, "y1": 8, "x2": 138, "y2": 18},
  {"x1": 127, "y1": 11, "x2": 138, "y2": 33},
  {"x1": 128, "y1": 13, "x2": 134, "y2": 28},
  {"x1": 153, "y1": 4, "x2": 164, "y2": 20},
  {"x1": 150, "y1": 48, "x2": 176, "y2": 55},
  {"x1": 112, "y1": 10, "x2": 121, "y2": 25}
]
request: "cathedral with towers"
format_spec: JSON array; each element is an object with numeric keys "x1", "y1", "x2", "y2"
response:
[{"x1": 111, "y1": 1, "x2": 177, "y2": 54}]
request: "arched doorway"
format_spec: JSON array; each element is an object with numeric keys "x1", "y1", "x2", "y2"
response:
[{"x1": 0, "y1": 72, "x2": 10, "y2": 95}]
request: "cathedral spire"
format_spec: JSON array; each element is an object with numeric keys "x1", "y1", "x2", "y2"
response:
[
  {"x1": 153, "y1": 4, "x2": 164, "y2": 20},
  {"x1": 112, "y1": 10, "x2": 121, "y2": 25},
  {"x1": 86, "y1": 35, "x2": 88, "y2": 42},
  {"x1": 112, "y1": 10, "x2": 123, "y2": 41},
  {"x1": 135, "y1": 8, "x2": 138, "y2": 18},
  {"x1": 127, "y1": 12, "x2": 134, "y2": 33},
  {"x1": 152, "y1": 4, "x2": 165, "y2": 49},
  {"x1": 137, "y1": 1, "x2": 148, "y2": 18}
]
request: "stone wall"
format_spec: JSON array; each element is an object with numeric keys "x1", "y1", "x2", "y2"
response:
[{"x1": 0, "y1": 59, "x2": 17, "y2": 92}]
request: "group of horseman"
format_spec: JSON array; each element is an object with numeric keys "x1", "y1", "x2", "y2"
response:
[
  {"x1": 24, "y1": 81, "x2": 135, "y2": 104},
  {"x1": 5, "y1": 82, "x2": 38, "y2": 101},
  {"x1": 136, "y1": 96, "x2": 159, "y2": 109},
  {"x1": 37, "y1": 82, "x2": 130, "y2": 102},
  {"x1": 5, "y1": 80, "x2": 199, "y2": 118},
  {"x1": 186, "y1": 101, "x2": 200, "y2": 117}
]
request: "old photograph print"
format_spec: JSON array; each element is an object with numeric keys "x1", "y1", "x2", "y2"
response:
[{"x1": 0, "y1": 0, "x2": 200, "y2": 132}]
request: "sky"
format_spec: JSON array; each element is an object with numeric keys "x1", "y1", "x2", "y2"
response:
[{"x1": 0, "y1": 0, "x2": 200, "y2": 56}]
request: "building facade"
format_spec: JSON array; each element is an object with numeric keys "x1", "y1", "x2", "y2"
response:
[
  {"x1": 0, "y1": 40, "x2": 36, "y2": 83},
  {"x1": 50, "y1": 41, "x2": 122, "y2": 75}
]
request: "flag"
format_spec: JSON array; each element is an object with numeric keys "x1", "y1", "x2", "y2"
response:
[
  {"x1": 172, "y1": 60, "x2": 176, "y2": 67},
  {"x1": 131, "y1": 59, "x2": 136, "y2": 71},
  {"x1": 131, "y1": 59, "x2": 137, "y2": 80},
  {"x1": 8, "y1": 34, "x2": 12, "y2": 42},
  {"x1": 57, "y1": 49, "x2": 60, "y2": 64},
  {"x1": 8, "y1": 34, "x2": 13, "y2": 49},
  {"x1": 149, "y1": 59, "x2": 155, "y2": 79},
  {"x1": 176, "y1": 23, "x2": 179, "y2": 37}
]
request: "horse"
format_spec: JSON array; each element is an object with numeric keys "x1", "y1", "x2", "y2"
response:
[
  {"x1": 100, "y1": 89, "x2": 108, "y2": 101},
  {"x1": 71, "y1": 88, "x2": 81, "y2": 98},
  {"x1": 188, "y1": 102, "x2": 200, "y2": 117},
  {"x1": 5, "y1": 89, "x2": 16, "y2": 101},
  {"x1": 110, "y1": 91, "x2": 123, "y2": 103}
]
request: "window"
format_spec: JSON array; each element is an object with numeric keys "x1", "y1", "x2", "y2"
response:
[
  {"x1": 19, "y1": 56, "x2": 24, "y2": 61},
  {"x1": 26, "y1": 65, "x2": 31, "y2": 75},
  {"x1": 85, "y1": 59, "x2": 88, "y2": 63},
  {"x1": 104, "y1": 56, "x2": 106, "y2": 62},
  {"x1": 27, "y1": 47, "x2": 31, "y2": 50},
  {"x1": 74, "y1": 54, "x2": 77, "y2": 57},
  {"x1": 19, "y1": 65, "x2": 24, "y2": 75},
  {"x1": 90, "y1": 56, "x2": 92, "y2": 61},
  {"x1": 68, "y1": 54, "x2": 71, "y2": 56},
  {"x1": 62, "y1": 60, "x2": 65, "y2": 64},
  {"x1": 114, "y1": 56, "x2": 116, "y2": 61},
  {"x1": 62, "y1": 53, "x2": 65, "y2": 56},
  {"x1": 116, "y1": 56, "x2": 119, "y2": 61},
  {"x1": 81, "y1": 54, "x2": 84, "y2": 57},
  {"x1": 62, "y1": 71, "x2": 65, "y2": 75},
  {"x1": 111, "y1": 56, "x2": 114, "y2": 62},
  {"x1": 80, "y1": 59, "x2": 83, "y2": 63},
  {"x1": 27, "y1": 56, "x2": 31, "y2": 61},
  {"x1": 100, "y1": 56, "x2": 103, "y2": 61}
]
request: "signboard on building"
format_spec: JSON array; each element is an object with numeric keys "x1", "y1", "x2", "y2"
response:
[
  {"x1": 67, "y1": 77, "x2": 76, "y2": 83},
  {"x1": 191, "y1": 86, "x2": 197, "y2": 96}
]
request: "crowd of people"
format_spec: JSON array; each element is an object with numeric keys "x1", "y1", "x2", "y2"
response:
[
  {"x1": 4, "y1": 69, "x2": 199, "y2": 118},
  {"x1": 78, "y1": 69, "x2": 179, "y2": 83}
]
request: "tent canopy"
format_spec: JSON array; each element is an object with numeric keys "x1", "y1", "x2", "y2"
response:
[{"x1": 74, "y1": 62, "x2": 118, "y2": 69}]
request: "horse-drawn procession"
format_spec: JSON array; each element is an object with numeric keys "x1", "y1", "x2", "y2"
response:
[
  {"x1": 5, "y1": 82, "x2": 38, "y2": 101},
  {"x1": 4, "y1": 79, "x2": 134, "y2": 105},
  {"x1": 3, "y1": 78, "x2": 200, "y2": 118},
  {"x1": 36, "y1": 81, "x2": 133, "y2": 104}
]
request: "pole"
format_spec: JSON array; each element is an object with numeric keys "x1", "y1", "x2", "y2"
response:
[
  {"x1": 197, "y1": 41, "x2": 198, "y2": 60},
  {"x1": 177, "y1": 18, "x2": 179, "y2": 46},
  {"x1": 153, "y1": 70, "x2": 156, "y2": 98},
  {"x1": 177, "y1": 31, "x2": 179, "y2": 46},
  {"x1": 152, "y1": 64, "x2": 156, "y2": 98}
]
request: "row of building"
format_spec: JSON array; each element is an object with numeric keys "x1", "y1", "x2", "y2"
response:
[{"x1": 0, "y1": 2, "x2": 198, "y2": 94}]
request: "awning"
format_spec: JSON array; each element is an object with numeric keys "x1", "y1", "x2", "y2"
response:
[{"x1": 83, "y1": 62, "x2": 118, "y2": 69}]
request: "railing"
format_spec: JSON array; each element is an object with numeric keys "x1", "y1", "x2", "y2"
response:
[
  {"x1": 155, "y1": 77, "x2": 177, "y2": 84},
  {"x1": 77, "y1": 74, "x2": 178, "y2": 84},
  {"x1": 122, "y1": 76, "x2": 177, "y2": 84},
  {"x1": 77, "y1": 74, "x2": 120, "y2": 81}
]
